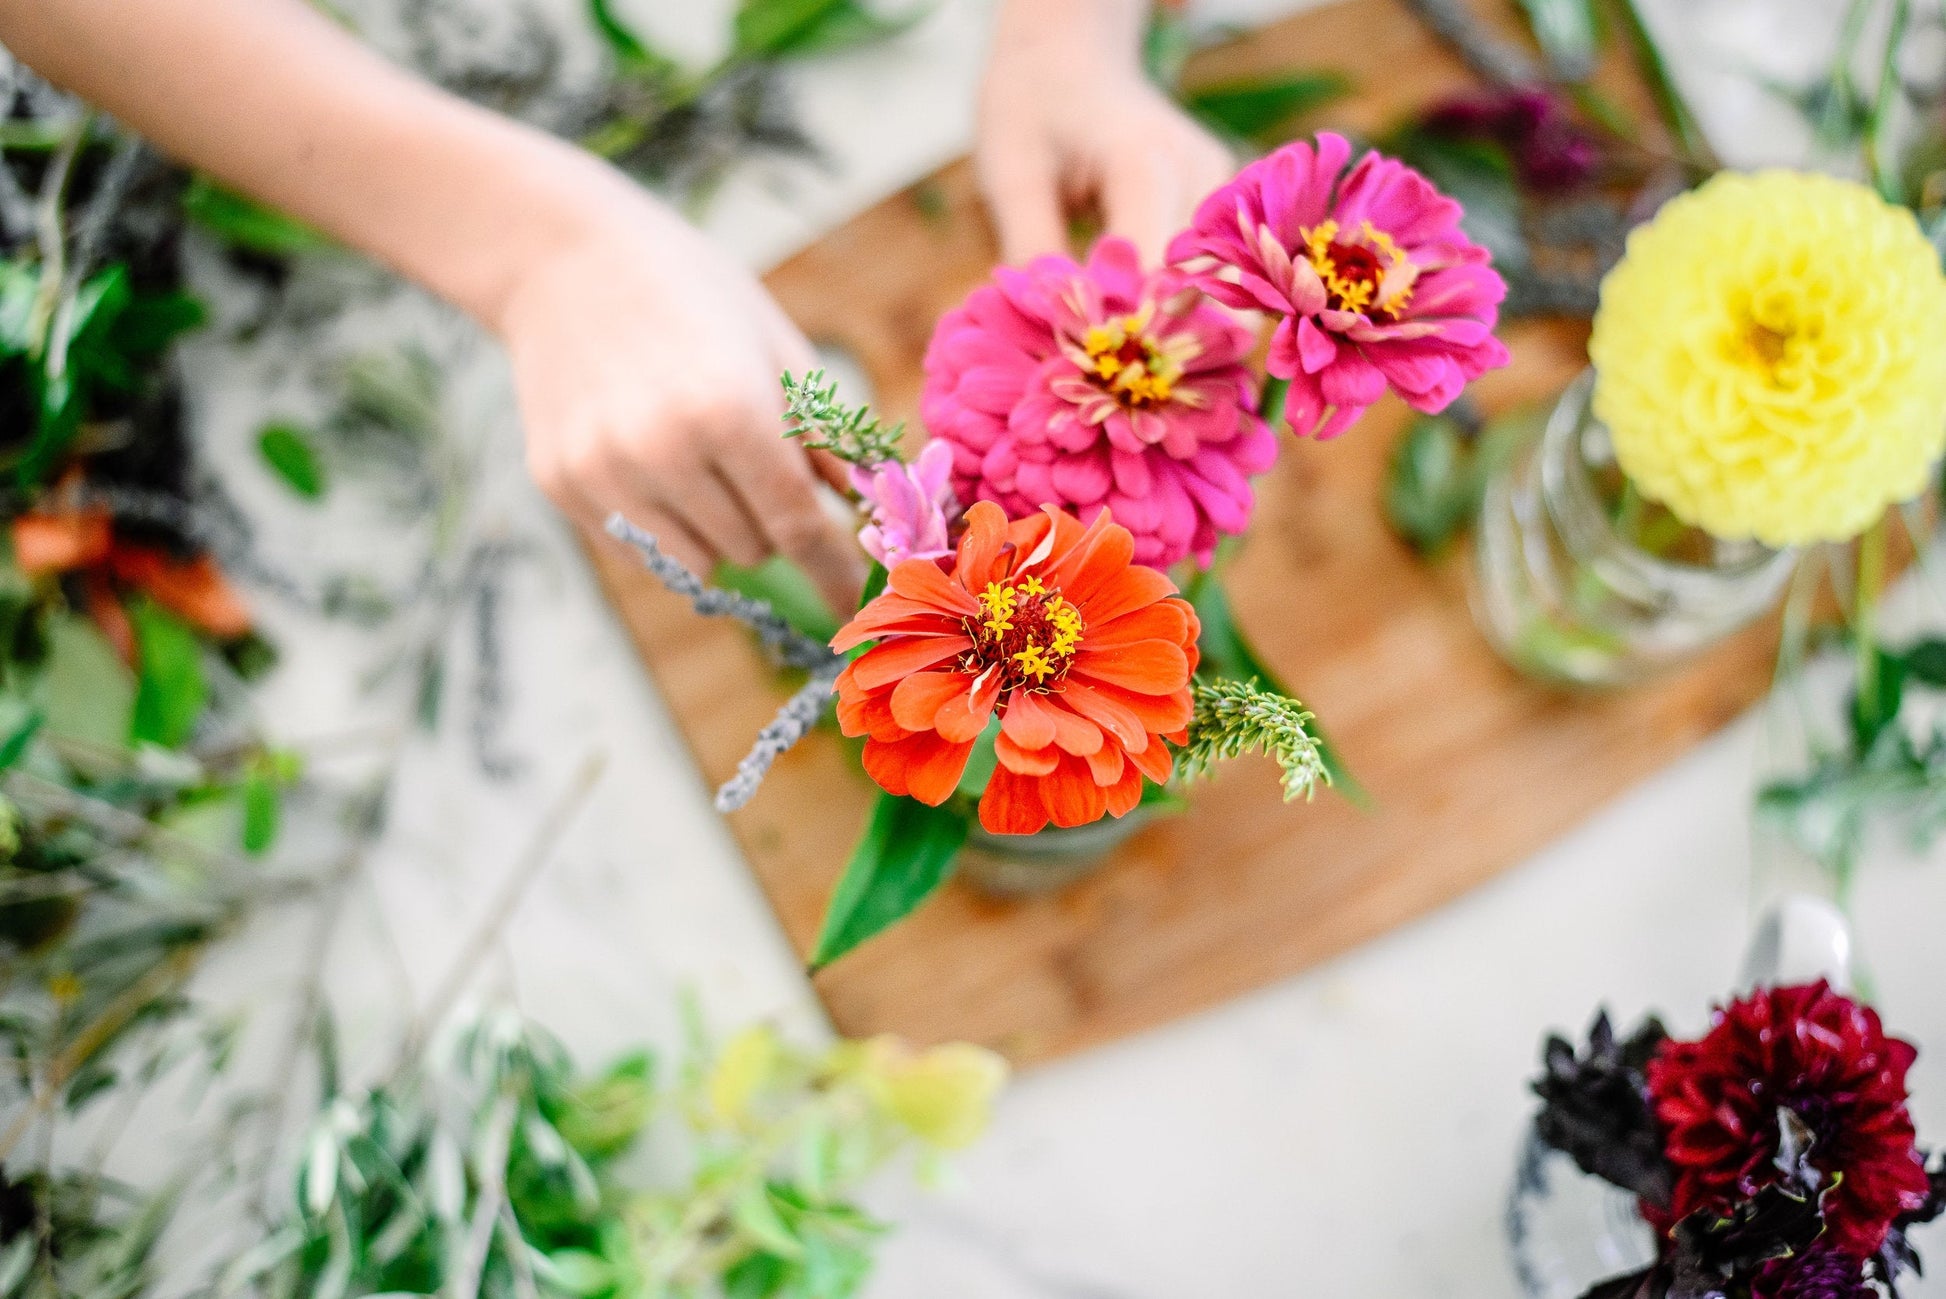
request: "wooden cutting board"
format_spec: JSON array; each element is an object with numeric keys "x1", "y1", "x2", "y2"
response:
[{"x1": 587, "y1": 0, "x2": 1776, "y2": 1065}]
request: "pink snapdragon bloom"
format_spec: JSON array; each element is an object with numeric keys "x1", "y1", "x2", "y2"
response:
[
  {"x1": 1168, "y1": 132, "x2": 1510, "y2": 441},
  {"x1": 850, "y1": 439, "x2": 958, "y2": 568},
  {"x1": 920, "y1": 237, "x2": 1275, "y2": 569}
]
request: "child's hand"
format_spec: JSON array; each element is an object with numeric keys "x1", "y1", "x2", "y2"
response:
[
  {"x1": 496, "y1": 191, "x2": 863, "y2": 612},
  {"x1": 976, "y1": 0, "x2": 1234, "y2": 265}
]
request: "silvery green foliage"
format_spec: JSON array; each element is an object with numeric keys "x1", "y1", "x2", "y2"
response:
[{"x1": 231, "y1": 1008, "x2": 956, "y2": 1299}]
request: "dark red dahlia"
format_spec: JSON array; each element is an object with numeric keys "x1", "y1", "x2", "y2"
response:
[
  {"x1": 1645, "y1": 982, "x2": 1930, "y2": 1259},
  {"x1": 1750, "y1": 1246, "x2": 1872, "y2": 1299}
]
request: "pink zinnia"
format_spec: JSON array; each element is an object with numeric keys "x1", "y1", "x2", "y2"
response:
[
  {"x1": 850, "y1": 440, "x2": 958, "y2": 569},
  {"x1": 920, "y1": 237, "x2": 1275, "y2": 569},
  {"x1": 1168, "y1": 132, "x2": 1510, "y2": 440}
]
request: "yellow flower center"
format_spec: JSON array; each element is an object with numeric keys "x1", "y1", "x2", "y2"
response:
[
  {"x1": 969, "y1": 576, "x2": 1084, "y2": 689},
  {"x1": 1301, "y1": 219, "x2": 1416, "y2": 320},
  {"x1": 1081, "y1": 308, "x2": 1183, "y2": 408}
]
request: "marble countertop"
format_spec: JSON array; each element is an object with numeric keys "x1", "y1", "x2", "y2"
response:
[{"x1": 152, "y1": 0, "x2": 1946, "y2": 1294}]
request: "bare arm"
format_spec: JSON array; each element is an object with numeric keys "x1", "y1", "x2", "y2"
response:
[{"x1": 0, "y1": 0, "x2": 865, "y2": 606}]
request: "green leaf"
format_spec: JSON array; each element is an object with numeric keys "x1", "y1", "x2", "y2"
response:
[
  {"x1": 1516, "y1": 0, "x2": 1601, "y2": 79},
  {"x1": 1384, "y1": 129, "x2": 1525, "y2": 274},
  {"x1": 724, "y1": 1250, "x2": 791, "y2": 1299},
  {"x1": 586, "y1": 0, "x2": 663, "y2": 69},
  {"x1": 717, "y1": 556, "x2": 841, "y2": 645},
  {"x1": 1850, "y1": 646, "x2": 1907, "y2": 756},
  {"x1": 113, "y1": 289, "x2": 206, "y2": 359},
  {"x1": 130, "y1": 601, "x2": 208, "y2": 748},
  {"x1": 733, "y1": 0, "x2": 915, "y2": 59},
  {"x1": 1904, "y1": 638, "x2": 1946, "y2": 687},
  {"x1": 1383, "y1": 414, "x2": 1476, "y2": 554},
  {"x1": 1186, "y1": 570, "x2": 1367, "y2": 805},
  {"x1": 181, "y1": 176, "x2": 330, "y2": 256},
  {"x1": 732, "y1": 1184, "x2": 806, "y2": 1259},
  {"x1": 0, "y1": 702, "x2": 40, "y2": 772},
  {"x1": 1185, "y1": 72, "x2": 1351, "y2": 148},
  {"x1": 241, "y1": 759, "x2": 283, "y2": 856},
  {"x1": 41, "y1": 614, "x2": 136, "y2": 751},
  {"x1": 954, "y1": 716, "x2": 1001, "y2": 798},
  {"x1": 810, "y1": 792, "x2": 967, "y2": 969},
  {"x1": 257, "y1": 421, "x2": 328, "y2": 500}
]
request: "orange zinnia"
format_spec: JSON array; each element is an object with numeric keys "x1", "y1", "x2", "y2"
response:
[{"x1": 832, "y1": 501, "x2": 1199, "y2": 835}]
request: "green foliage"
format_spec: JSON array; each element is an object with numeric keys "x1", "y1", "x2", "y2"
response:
[
  {"x1": 733, "y1": 0, "x2": 919, "y2": 60},
  {"x1": 718, "y1": 556, "x2": 842, "y2": 646},
  {"x1": 1178, "y1": 678, "x2": 1328, "y2": 802},
  {"x1": 181, "y1": 175, "x2": 330, "y2": 256},
  {"x1": 1185, "y1": 72, "x2": 1351, "y2": 149},
  {"x1": 246, "y1": 1008, "x2": 992, "y2": 1299},
  {"x1": 1516, "y1": 0, "x2": 1601, "y2": 80},
  {"x1": 40, "y1": 613, "x2": 136, "y2": 752},
  {"x1": 129, "y1": 601, "x2": 208, "y2": 749},
  {"x1": 1381, "y1": 128, "x2": 1525, "y2": 277},
  {"x1": 1759, "y1": 634, "x2": 1946, "y2": 892},
  {"x1": 811, "y1": 792, "x2": 967, "y2": 969},
  {"x1": 780, "y1": 370, "x2": 906, "y2": 468},
  {"x1": 256, "y1": 421, "x2": 329, "y2": 500},
  {"x1": 1382, "y1": 407, "x2": 1538, "y2": 556}
]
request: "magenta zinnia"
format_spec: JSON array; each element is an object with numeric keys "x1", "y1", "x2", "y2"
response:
[
  {"x1": 1168, "y1": 131, "x2": 1510, "y2": 440},
  {"x1": 1645, "y1": 981, "x2": 1931, "y2": 1259},
  {"x1": 919, "y1": 236, "x2": 1275, "y2": 569}
]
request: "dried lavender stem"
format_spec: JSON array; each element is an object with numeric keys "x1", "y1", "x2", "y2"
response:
[
  {"x1": 605, "y1": 514, "x2": 839, "y2": 671},
  {"x1": 714, "y1": 662, "x2": 841, "y2": 812}
]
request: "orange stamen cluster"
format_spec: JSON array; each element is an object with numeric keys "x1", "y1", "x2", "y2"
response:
[
  {"x1": 970, "y1": 575, "x2": 1084, "y2": 690},
  {"x1": 1302, "y1": 219, "x2": 1415, "y2": 321}
]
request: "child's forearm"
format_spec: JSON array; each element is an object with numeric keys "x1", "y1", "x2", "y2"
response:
[{"x1": 0, "y1": 0, "x2": 634, "y2": 329}]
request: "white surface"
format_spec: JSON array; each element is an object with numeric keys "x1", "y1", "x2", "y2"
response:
[{"x1": 157, "y1": 0, "x2": 1946, "y2": 1294}]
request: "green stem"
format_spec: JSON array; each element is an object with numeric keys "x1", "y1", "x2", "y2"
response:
[
  {"x1": 1853, "y1": 516, "x2": 1889, "y2": 734},
  {"x1": 1866, "y1": 0, "x2": 1913, "y2": 203},
  {"x1": 1610, "y1": 0, "x2": 1719, "y2": 172},
  {"x1": 1258, "y1": 374, "x2": 1290, "y2": 430}
]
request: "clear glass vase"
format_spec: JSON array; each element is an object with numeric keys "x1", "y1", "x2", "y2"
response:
[
  {"x1": 1472, "y1": 370, "x2": 1796, "y2": 687},
  {"x1": 957, "y1": 810, "x2": 1151, "y2": 897}
]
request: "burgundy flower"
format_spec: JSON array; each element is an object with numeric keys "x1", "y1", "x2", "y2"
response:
[
  {"x1": 1750, "y1": 1246, "x2": 1873, "y2": 1299},
  {"x1": 1645, "y1": 982, "x2": 1931, "y2": 1259},
  {"x1": 1422, "y1": 86, "x2": 1600, "y2": 192}
]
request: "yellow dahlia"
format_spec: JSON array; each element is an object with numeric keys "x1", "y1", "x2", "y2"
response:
[{"x1": 1589, "y1": 170, "x2": 1946, "y2": 546}]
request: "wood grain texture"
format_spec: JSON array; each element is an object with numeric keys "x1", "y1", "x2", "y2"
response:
[{"x1": 585, "y1": 0, "x2": 1774, "y2": 1065}]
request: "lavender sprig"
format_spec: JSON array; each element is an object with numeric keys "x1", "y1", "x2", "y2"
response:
[
  {"x1": 714, "y1": 661, "x2": 841, "y2": 812},
  {"x1": 605, "y1": 514, "x2": 837, "y2": 672},
  {"x1": 605, "y1": 513, "x2": 846, "y2": 812}
]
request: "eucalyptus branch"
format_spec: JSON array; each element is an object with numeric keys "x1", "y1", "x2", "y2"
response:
[
  {"x1": 1178, "y1": 678, "x2": 1329, "y2": 802},
  {"x1": 605, "y1": 514, "x2": 838, "y2": 671},
  {"x1": 780, "y1": 368, "x2": 906, "y2": 467}
]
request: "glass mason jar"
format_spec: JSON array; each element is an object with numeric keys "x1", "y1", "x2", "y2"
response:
[
  {"x1": 1504, "y1": 893, "x2": 1852, "y2": 1298},
  {"x1": 1472, "y1": 370, "x2": 1796, "y2": 687},
  {"x1": 956, "y1": 810, "x2": 1152, "y2": 897}
]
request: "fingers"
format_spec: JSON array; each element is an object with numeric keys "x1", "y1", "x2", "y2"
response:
[
  {"x1": 977, "y1": 140, "x2": 1068, "y2": 265},
  {"x1": 1102, "y1": 153, "x2": 1182, "y2": 268},
  {"x1": 1103, "y1": 117, "x2": 1235, "y2": 266},
  {"x1": 725, "y1": 423, "x2": 865, "y2": 615}
]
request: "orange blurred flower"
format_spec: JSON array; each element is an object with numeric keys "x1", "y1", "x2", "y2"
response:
[
  {"x1": 832, "y1": 501, "x2": 1198, "y2": 835},
  {"x1": 10, "y1": 505, "x2": 251, "y2": 647}
]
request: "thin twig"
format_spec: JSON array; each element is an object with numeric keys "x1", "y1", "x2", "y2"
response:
[
  {"x1": 0, "y1": 944, "x2": 206, "y2": 1163},
  {"x1": 389, "y1": 751, "x2": 607, "y2": 1079},
  {"x1": 27, "y1": 109, "x2": 90, "y2": 357}
]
